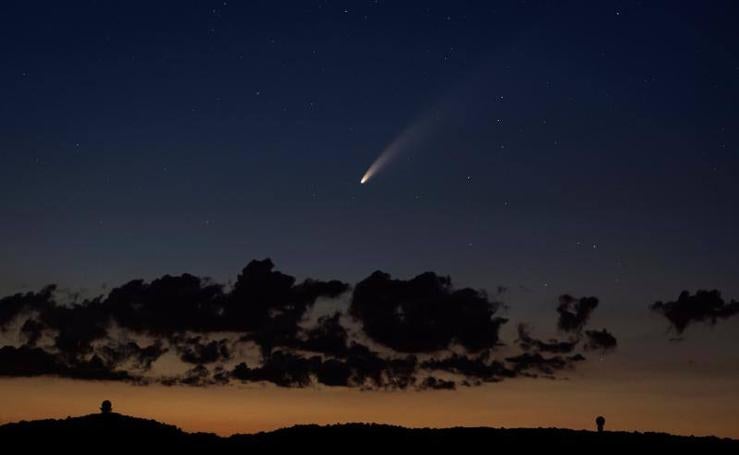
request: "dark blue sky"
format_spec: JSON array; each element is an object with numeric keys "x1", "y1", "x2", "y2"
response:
[
  {"x1": 2, "y1": 1, "x2": 739, "y2": 438},
  {"x1": 2, "y1": 0, "x2": 738, "y2": 322}
]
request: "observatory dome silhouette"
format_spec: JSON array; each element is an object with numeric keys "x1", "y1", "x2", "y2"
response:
[{"x1": 100, "y1": 400, "x2": 113, "y2": 414}]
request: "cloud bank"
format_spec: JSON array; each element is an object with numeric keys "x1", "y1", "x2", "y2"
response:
[{"x1": 0, "y1": 259, "x2": 618, "y2": 390}]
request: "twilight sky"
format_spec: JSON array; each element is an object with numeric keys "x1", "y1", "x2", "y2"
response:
[{"x1": 1, "y1": 0, "x2": 738, "y2": 438}]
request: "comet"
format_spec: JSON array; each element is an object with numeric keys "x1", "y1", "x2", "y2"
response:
[
  {"x1": 359, "y1": 137, "x2": 402, "y2": 184},
  {"x1": 359, "y1": 66, "x2": 495, "y2": 185},
  {"x1": 360, "y1": 110, "x2": 436, "y2": 185}
]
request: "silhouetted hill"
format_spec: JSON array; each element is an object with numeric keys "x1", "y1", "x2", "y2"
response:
[
  {"x1": 1, "y1": 414, "x2": 737, "y2": 453},
  {"x1": 0, "y1": 413, "x2": 221, "y2": 450}
]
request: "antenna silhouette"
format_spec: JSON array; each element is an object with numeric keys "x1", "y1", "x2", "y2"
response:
[{"x1": 595, "y1": 415, "x2": 606, "y2": 432}]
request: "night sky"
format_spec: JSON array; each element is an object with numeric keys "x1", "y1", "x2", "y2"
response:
[{"x1": 1, "y1": 1, "x2": 738, "y2": 438}]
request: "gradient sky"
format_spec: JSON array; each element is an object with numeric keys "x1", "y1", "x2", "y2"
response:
[{"x1": 1, "y1": 0, "x2": 738, "y2": 438}]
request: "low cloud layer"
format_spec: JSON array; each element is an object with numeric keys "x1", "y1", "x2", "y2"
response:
[
  {"x1": 651, "y1": 290, "x2": 739, "y2": 336},
  {"x1": 0, "y1": 259, "x2": 618, "y2": 390}
]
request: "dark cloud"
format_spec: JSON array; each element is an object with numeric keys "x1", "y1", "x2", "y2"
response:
[
  {"x1": 0, "y1": 260, "x2": 618, "y2": 389},
  {"x1": 225, "y1": 260, "x2": 349, "y2": 333},
  {"x1": 62, "y1": 354, "x2": 139, "y2": 382},
  {"x1": 104, "y1": 274, "x2": 224, "y2": 335},
  {"x1": 422, "y1": 352, "x2": 513, "y2": 382},
  {"x1": 651, "y1": 290, "x2": 739, "y2": 336},
  {"x1": 340, "y1": 342, "x2": 391, "y2": 388},
  {"x1": 174, "y1": 336, "x2": 231, "y2": 365},
  {"x1": 230, "y1": 346, "x2": 419, "y2": 390},
  {"x1": 556, "y1": 294, "x2": 599, "y2": 334},
  {"x1": 162, "y1": 364, "x2": 230, "y2": 387},
  {"x1": 232, "y1": 351, "x2": 321, "y2": 388},
  {"x1": 350, "y1": 271, "x2": 507, "y2": 353},
  {"x1": 229, "y1": 342, "x2": 427, "y2": 390},
  {"x1": 42, "y1": 302, "x2": 110, "y2": 357},
  {"x1": 0, "y1": 346, "x2": 138, "y2": 382},
  {"x1": 298, "y1": 313, "x2": 349, "y2": 356},
  {"x1": 232, "y1": 260, "x2": 350, "y2": 356},
  {"x1": 516, "y1": 324, "x2": 578, "y2": 354},
  {"x1": 98, "y1": 341, "x2": 168, "y2": 370},
  {"x1": 0, "y1": 345, "x2": 59, "y2": 377},
  {"x1": 584, "y1": 329, "x2": 617, "y2": 353},
  {"x1": 422, "y1": 349, "x2": 585, "y2": 382},
  {"x1": 379, "y1": 355, "x2": 418, "y2": 390},
  {"x1": 179, "y1": 365, "x2": 214, "y2": 386},
  {"x1": 315, "y1": 358, "x2": 353, "y2": 386},
  {"x1": 418, "y1": 376, "x2": 456, "y2": 390},
  {"x1": 20, "y1": 319, "x2": 45, "y2": 347},
  {"x1": 505, "y1": 352, "x2": 585, "y2": 377},
  {"x1": 0, "y1": 285, "x2": 56, "y2": 329},
  {"x1": 104, "y1": 259, "x2": 348, "y2": 340}
]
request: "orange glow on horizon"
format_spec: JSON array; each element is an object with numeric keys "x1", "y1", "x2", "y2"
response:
[{"x1": 2, "y1": 372, "x2": 737, "y2": 439}]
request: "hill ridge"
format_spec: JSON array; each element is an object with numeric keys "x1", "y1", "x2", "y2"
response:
[{"x1": 1, "y1": 413, "x2": 737, "y2": 452}]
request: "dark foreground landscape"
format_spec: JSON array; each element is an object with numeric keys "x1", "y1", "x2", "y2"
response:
[{"x1": 1, "y1": 412, "x2": 737, "y2": 453}]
